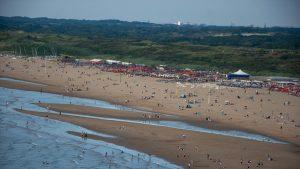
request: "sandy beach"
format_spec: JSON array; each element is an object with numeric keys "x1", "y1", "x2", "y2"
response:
[{"x1": 1, "y1": 56, "x2": 300, "y2": 168}]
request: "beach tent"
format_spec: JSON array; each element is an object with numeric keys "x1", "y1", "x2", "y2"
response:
[
  {"x1": 90, "y1": 59, "x2": 102, "y2": 64},
  {"x1": 106, "y1": 59, "x2": 121, "y2": 64},
  {"x1": 59, "y1": 55, "x2": 75, "y2": 63},
  {"x1": 121, "y1": 62, "x2": 132, "y2": 66},
  {"x1": 227, "y1": 69, "x2": 250, "y2": 79}
]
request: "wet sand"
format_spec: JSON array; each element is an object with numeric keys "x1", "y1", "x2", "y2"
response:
[
  {"x1": 17, "y1": 109, "x2": 300, "y2": 169},
  {"x1": 35, "y1": 102, "x2": 289, "y2": 142},
  {"x1": 36, "y1": 103, "x2": 176, "y2": 121}
]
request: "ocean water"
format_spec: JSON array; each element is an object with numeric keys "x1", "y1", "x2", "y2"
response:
[{"x1": 0, "y1": 87, "x2": 182, "y2": 169}]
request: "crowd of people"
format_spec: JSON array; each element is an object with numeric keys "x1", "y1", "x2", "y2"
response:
[{"x1": 66, "y1": 57, "x2": 300, "y2": 97}]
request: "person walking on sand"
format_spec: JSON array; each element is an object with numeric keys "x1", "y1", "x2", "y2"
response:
[{"x1": 188, "y1": 162, "x2": 191, "y2": 168}]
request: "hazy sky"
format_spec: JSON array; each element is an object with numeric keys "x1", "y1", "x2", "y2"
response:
[{"x1": 0, "y1": 0, "x2": 299, "y2": 27}]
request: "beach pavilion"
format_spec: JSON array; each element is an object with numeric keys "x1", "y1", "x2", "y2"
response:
[{"x1": 227, "y1": 69, "x2": 250, "y2": 79}]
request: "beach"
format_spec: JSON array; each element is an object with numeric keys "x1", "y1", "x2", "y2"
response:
[{"x1": 1, "y1": 56, "x2": 300, "y2": 168}]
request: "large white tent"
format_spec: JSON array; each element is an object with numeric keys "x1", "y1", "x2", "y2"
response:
[{"x1": 227, "y1": 69, "x2": 250, "y2": 79}]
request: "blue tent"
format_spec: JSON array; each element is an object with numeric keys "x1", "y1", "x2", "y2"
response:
[{"x1": 227, "y1": 69, "x2": 250, "y2": 79}]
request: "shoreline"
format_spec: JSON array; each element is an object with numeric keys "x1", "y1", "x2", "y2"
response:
[
  {"x1": 16, "y1": 108, "x2": 300, "y2": 169},
  {"x1": 0, "y1": 77, "x2": 298, "y2": 145}
]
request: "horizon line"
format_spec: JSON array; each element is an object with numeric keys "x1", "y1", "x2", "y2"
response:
[{"x1": 1, "y1": 15, "x2": 299, "y2": 29}]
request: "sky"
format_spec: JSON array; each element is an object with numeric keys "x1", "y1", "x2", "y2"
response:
[{"x1": 0, "y1": 0, "x2": 299, "y2": 27}]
